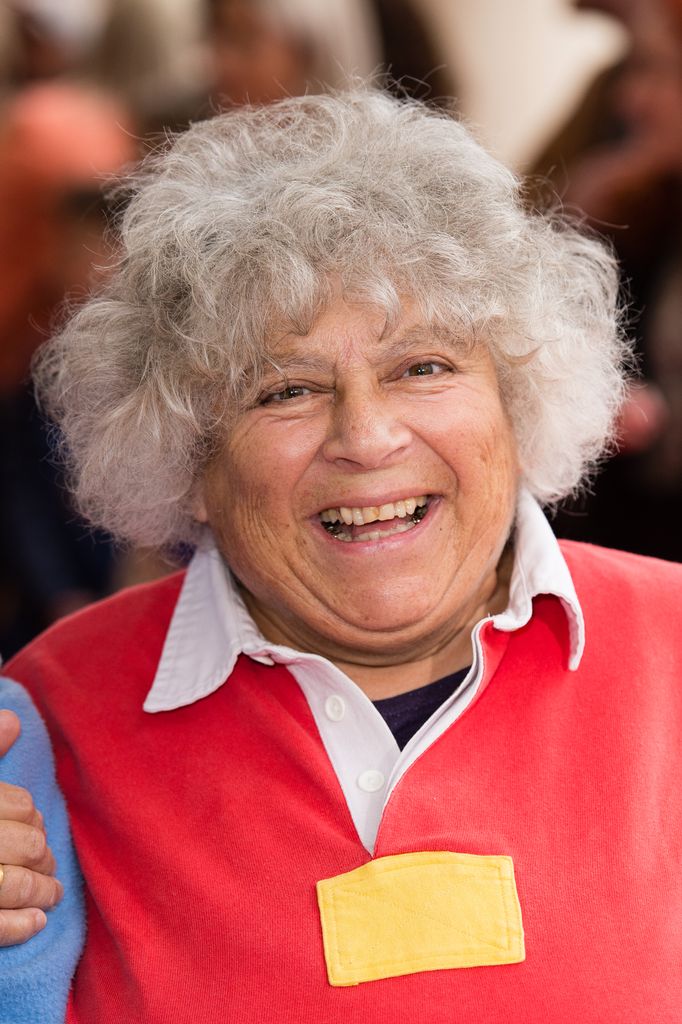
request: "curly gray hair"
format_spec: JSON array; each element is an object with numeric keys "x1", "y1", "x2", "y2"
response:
[{"x1": 35, "y1": 89, "x2": 630, "y2": 548}]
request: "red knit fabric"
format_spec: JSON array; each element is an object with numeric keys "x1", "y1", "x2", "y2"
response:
[{"x1": 7, "y1": 541, "x2": 682, "y2": 1023}]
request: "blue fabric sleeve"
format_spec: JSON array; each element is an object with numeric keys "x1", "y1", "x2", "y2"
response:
[{"x1": 0, "y1": 677, "x2": 85, "y2": 1024}]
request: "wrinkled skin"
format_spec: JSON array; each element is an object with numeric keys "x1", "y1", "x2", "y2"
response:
[{"x1": 198, "y1": 297, "x2": 519, "y2": 697}]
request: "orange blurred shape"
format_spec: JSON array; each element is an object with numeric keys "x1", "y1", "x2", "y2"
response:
[{"x1": 0, "y1": 82, "x2": 138, "y2": 394}]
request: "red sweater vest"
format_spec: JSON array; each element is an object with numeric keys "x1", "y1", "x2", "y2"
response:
[{"x1": 7, "y1": 541, "x2": 682, "y2": 1023}]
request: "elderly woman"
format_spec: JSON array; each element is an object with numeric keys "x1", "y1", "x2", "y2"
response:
[{"x1": 1, "y1": 91, "x2": 681, "y2": 1022}]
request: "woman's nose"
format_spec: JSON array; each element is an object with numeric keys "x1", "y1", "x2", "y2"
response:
[{"x1": 321, "y1": 386, "x2": 413, "y2": 469}]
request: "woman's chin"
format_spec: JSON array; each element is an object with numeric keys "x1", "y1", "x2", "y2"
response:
[{"x1": 316, "y1": 595, "x2": 450, "y2": 652}]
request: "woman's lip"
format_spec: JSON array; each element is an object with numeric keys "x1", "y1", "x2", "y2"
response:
[{"x1": 313, "y1": 496, "x2": 442, "y2": 548}]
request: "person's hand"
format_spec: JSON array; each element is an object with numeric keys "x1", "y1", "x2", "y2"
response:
[{"x1": 0, "y1": 709, "x2": 63, "y2": 946}]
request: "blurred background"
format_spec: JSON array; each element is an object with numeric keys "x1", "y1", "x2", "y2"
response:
[{"x1": 1, "y1": 0, "x2": 680, "y2": 656}]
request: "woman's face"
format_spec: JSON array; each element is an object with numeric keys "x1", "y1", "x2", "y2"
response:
[{"x1": 198, "y1": 297, "x2": 519, "y2": 667}]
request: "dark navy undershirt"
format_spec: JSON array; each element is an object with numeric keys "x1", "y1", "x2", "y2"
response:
[{"x1": 372, "y1": 667, "x2": 471, "y2": 750}]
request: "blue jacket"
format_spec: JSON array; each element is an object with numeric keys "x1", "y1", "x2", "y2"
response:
[{"x1": 0, "y1": 677, "x2": 84, "y2": 1024}]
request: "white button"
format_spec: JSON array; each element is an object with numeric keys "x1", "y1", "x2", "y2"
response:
[
  {"x1": 357, "y1": 770, "x2": 385, "y2": 793},
  {"x1": 324, "y1": 695, "x2": 346, "y2": 722}
]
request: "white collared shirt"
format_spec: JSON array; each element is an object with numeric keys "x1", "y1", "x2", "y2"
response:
[{"x1": 144, "y1": 490, "x2": 584, "y2": 853}]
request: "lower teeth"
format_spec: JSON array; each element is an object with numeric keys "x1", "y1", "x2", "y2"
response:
[{"x1": 354, "y1": 520, "x2": 415, "y2": 542}]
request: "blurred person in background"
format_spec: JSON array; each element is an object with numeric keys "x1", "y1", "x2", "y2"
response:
[
  {"x1": 206, "y1": 0, "x2": 381, "y2": 106},
  {"x1": 0, "y1": 82, "x2": 138, "y2": 657},
  {"x1": 2, "y1": 0, "x2": 205, "y2": 131},
  {"x1": 536, "y1": 0, "x2": 682, "y2": 560},
  {"x1": 205, "y1": 0, "x2": 456, "y2": 110}
]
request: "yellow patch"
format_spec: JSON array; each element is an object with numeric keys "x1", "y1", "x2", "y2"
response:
[{"x1": 316, "y1": 851, "x2": 524, "y2": 986}]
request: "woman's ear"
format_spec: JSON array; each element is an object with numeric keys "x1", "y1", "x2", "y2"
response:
[{"x1": 192, "y1": 481, "x2": 210, "y2": 524}]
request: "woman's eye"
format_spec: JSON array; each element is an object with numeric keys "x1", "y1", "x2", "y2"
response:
[
  {"x1": 262, "y1": 385, "x2": 310, "y2": 403},
  {"x1": 403, "y1": 361, "x2": 447, "y2": 377}
]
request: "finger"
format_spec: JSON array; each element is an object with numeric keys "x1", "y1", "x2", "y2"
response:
[
  {"x1": 0, "y1": 821, "x2": 56, "y2": 874},
  {"x1": 0, "y1": 864, "x2": 63, "y2": 910},
  {"x1": 0, "y1": 908, "x2": 47, "y2": 947},
  {"x1": 0, "y1": 782, "x2": 37, "y2": 824},
  {"x1": 0, "y1": 710, "x2": 21, "y2": 757}
]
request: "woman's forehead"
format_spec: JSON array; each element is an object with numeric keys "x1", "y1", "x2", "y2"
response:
[{"x1": 263, "y1": 299, "x2": 475, "y2": 365}]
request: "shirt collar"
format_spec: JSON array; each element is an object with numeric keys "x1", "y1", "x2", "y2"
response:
[
  {"x1": 143, "y1": 489, "x2": 585, "y2": 713},
  {"x1": 493, "y1": 488, "x2": 584, "y2": 670}
]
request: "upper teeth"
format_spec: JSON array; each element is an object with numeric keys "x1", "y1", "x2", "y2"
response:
[{"x1": 320, "y1": 496, "x2": 428, "y2": 526}]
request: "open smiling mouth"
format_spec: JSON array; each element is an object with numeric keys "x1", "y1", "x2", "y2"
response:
[{"x1": 319, "y1": 496, "x2": 431, "y2": 543}]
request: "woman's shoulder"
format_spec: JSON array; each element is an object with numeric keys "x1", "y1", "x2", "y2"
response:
[
  {"x1": 4, "y1": 570, "x2": 186, "y2": 706},
  {"x1": 559, "y1": 539, "x2": 682, "y2": 614},
  {"x1": 560, "y1": 538, "x2": 682, "y2": 578}
]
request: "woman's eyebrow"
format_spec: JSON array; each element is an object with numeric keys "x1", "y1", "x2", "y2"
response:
[
  {"x1": 263, "y1": 325, "x2": 473, "y2": 373},
  {"x1": 261, "y1": 353, "x2": 332, "y2": 376},
  {"x1": 379, "y1": 326, "x2": 473, "y2": 357}
]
